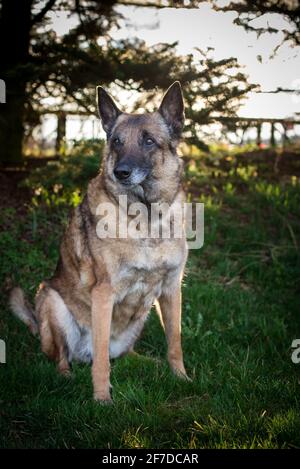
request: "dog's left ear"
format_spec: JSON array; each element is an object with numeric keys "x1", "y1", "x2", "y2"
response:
[
  {"x1": 97, "y1": 86, "x2": 122, "y2": 135},
  {"x1": 158, "y1": 81, "x2": 184, "y2": 139}
]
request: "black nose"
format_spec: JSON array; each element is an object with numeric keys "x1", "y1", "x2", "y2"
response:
[{"x1": 114, "y1": 163, "x2": 132, "y2": 181}]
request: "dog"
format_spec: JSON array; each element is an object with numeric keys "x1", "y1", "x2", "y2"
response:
[{"x1": 10, "y1": 81, "x2": 189, "y2": 403}]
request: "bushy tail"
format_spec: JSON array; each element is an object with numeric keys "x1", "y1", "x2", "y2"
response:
[{"x1": 9, "y1": 287, "x2": 38, "y2": 335}]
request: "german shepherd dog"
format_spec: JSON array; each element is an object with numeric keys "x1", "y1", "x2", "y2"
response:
[{"x1": 10, "y1": 81, "x2": 189, "y2": 403}]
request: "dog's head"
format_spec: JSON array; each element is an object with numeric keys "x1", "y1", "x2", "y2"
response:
[{"x1": 97, "y1": 82, "x2": 184, "y2": 203}]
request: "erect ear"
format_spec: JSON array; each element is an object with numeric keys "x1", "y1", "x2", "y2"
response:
[
  {"x1": 96, "y1": 86, "x2": 122, "y2": 135},
  {"x1": 158, "y1": 81, "x2": 184, "y2": 139}
]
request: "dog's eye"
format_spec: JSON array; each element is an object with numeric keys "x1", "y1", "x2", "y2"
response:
[
  {"x1": 145, "y1": 137, "x2": 155, "y2": 146},
  {"x1": 113, "y1": 137, "x2": 121, "y2": 146}
]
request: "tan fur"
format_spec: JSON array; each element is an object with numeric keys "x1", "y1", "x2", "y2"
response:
[{"x1": 10, "y1": 83, "x2": 189, "y2": 402}]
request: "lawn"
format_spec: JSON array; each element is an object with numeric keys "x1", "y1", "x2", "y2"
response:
[{"x1": 0, "y1": 143, "x2": 300, "y2": 448}]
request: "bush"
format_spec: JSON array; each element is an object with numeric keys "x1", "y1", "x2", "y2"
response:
[{"x1": 23, "y1": 139, "x2": 105, "y2": 207}]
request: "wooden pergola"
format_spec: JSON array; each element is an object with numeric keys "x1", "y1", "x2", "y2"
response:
[
  {"x1": 216, "y1": 116, "x2": 300, "y2": 146},
  {"x1": 39, "y1": 109, "x2": 300, "y2": 152}
]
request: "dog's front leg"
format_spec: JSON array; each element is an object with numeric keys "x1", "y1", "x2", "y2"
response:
[
  {"x1": 91, "y1": 282, "x2": 114, "y2": 403},
  {"x1": 158, "y1": 283, "x2": 190, "y2": 381}
]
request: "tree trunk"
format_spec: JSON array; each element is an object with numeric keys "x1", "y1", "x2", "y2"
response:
[
  {"x1": 56, "y1": 112, "x2": 67, "y2": 156},
  {"x1": 270, "y1": 122, "x2": 276, "y2": 147},
  {"x1": 0, "y1": 0, "x2": 32, "y2": 166},
  {"x1": 0, "y1": 83, "x2": 26, "y2": 166},
  {"x1": 256, "y1": 123, "x2": 262, "y2": 147}
]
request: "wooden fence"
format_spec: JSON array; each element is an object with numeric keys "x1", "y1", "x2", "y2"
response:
[{"x1": 36, "y1": 110, "x2": 300, "y2": 153}]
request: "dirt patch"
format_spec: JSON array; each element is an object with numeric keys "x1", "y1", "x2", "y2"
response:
[{"x1": 0, "y1": 170, "x2": 31, "y2": 214}]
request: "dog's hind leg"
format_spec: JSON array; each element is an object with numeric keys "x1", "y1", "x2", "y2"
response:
[
  {"x1": 39, "y1": 313, "x2": 71, "y2": 377},
  {"x1": 37, "y1": 286, "x2": 75, "y2": 377}
]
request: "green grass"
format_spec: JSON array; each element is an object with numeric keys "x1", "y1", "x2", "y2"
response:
[{"x1": 0, "y1": 146, "x2": 300, "y2": 448}]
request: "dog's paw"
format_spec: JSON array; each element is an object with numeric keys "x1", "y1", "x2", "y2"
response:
[
  {"x1": 95, "y1": 397, "x2": 113, "y2": 405},
  {"x1": 170, "y1": 362, "x2": 192, "y2": 382},
  {"x1": 93, "y1": 391, "x2": 113, "y2": 405},
  {"x1": 174, "y1": 368, "x2": 192, "y2": 382},
  {"x1": 58, "y1": 367, "x2": 73, "y2": 379}
]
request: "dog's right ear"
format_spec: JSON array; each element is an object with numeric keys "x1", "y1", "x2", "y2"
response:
[
  {"x1": 97, "y1": 86, "x2": 121, "y2": 135},
  {"x1": 159, "y1": 81, "x2": 184, "y2": 140}
]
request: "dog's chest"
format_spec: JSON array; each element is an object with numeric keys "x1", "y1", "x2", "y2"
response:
[{"x1": 110, "y1": 241, "x2": 184, "y2": 324}]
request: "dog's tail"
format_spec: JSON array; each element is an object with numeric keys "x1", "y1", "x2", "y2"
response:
[{"x1": 9, "y1": 287, "x2": 39, "y2": 336}]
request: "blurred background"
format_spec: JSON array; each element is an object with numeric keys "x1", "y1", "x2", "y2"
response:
[
  {"x1": 1, "y1": 0, "x2": 300, "y2": 449},
  {"x1": 0, "y1": 0, "x2": 300, "y2": 164}
]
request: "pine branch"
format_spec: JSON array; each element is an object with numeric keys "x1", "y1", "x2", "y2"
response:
[
  {"x1": 31, "y1": 0, "x2": 57, "y2": 26},
  {"x1": 257, "y1": 87, "x2": 300, "y2": 94},
  {"x1": 118, "y1": 0, "x2": 204, "y2": 9}
]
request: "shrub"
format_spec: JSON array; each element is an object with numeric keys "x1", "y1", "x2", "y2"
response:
[{"x1": 23, "y1": 139, "x2": 104, "y2": 207}]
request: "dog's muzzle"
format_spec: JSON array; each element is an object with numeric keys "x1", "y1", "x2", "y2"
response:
[{"x1": 114, "y1": 161, "x2": 151, "y2": 186}]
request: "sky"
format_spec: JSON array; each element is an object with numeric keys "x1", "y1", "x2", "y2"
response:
[
  {"x1": 112, "y1": 3, "x2": 300, "y2": 119},
  {"x1": 44, "y1": 2, "x2": 300, "y2": 142}
]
